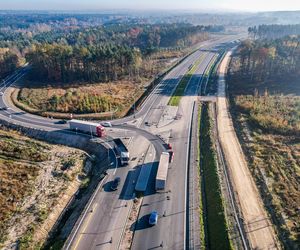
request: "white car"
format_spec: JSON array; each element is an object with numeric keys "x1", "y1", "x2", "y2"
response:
[
  {"x1": 101, "y1": 121, "x2": 112, "y2": 127},
  {"x1": 0, "y1": 92, "x2": 3, "y2": 96}
]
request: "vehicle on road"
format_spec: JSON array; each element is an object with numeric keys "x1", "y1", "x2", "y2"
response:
[
  {"x1": 0, "y1": 107, "x2": 8, "y2": 111},
  {"x1": 114, "y1": 138, "x2": 130, "y2": 165},
  {"x1": 111, "y1": 177, "x2": 121, "y2": 191},
  {"x1": 0, "y1": 92, "x2": 3, "y2": 96},
  {"x1": 166, "y1": 143, "x2": 172, "y2": 150},
  {"x1": 68, "y1": 119, "x2": 105, "y2": 137},
  {"x1": 101, "y1": 121, "x2": 112, "y2": 127},
  {"x1": 56, "y1": 119, "x2": 68, "y2": 124},
  {"x1": 149, "y1": 211, "x2": 158, "y2": 226},
  {"x1": 155, "y1": 152, "x2": 169, "y2": 191},
  {"x1": 168, "y1": 151, "x2": 174, "y2": 163}
]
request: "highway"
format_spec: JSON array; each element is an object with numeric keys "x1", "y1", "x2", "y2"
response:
[
  {"x1": 0, "y1": 34, "x2": 244, "y2": 249},
  {"x1": 130, "y1": 51, "x2": 216, "y2": 250}
]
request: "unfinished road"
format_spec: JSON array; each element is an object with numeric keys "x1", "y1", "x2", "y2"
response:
[{"x1": 216, "y1": 52, "x2": 279, "y2": 249}]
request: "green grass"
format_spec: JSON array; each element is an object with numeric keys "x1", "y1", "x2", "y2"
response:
[
  {"x1": 197, "y1": 105, "x2": 206, "y2": 247},
  {"x1": 168, "y1": 55, "x2": 204, "y2": 106},
  {"x1": 199, "y1": 103, "x2": 232, "y2": 250}
]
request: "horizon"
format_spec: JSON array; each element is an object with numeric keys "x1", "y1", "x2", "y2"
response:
[{"x1": 0, "y1": 0, "x2": 299, "y2": 12}]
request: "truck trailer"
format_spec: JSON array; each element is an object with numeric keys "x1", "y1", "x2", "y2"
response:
[
  {"x1": 69, "y1": 119, "x2": 105, "y2": 137},
  {"x1": 155, "y1": 152, "x2": 169, "y2": 191},
  {"x1": 114, "y1": 138, "x2": 130, "y2": 166}
]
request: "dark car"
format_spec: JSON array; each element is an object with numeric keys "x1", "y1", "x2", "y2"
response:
[
  {"x1": 168, "y1": 151, "x2": 174, "y2": 163},
  {"x1": 56, "y1": 119, "x2": 68, "y2": 124},
  {"x1": 111, "y1": 177, "x2": 121, "y2": 191},
  {"x1": 149, "y1": 211, "x2": 158, "y2": 226}
]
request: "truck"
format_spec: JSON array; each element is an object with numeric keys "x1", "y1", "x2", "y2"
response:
[
  {"x1": 68, "y1": 119, "x2": 105, "y2": 137},
  {"x1": 114, "y1": 138, "x2": 130, "y2": 166},
  {"x1": 155, "y1": 152, "x2": 169, "y2": 191}
]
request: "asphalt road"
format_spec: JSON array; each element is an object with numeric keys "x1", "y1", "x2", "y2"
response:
[
  {"x1": 0, "y1": 34, "x2": 245, "y2": 250},
  {"x1": 131, "y1": 52, "x2": 217, "y2": 250}
]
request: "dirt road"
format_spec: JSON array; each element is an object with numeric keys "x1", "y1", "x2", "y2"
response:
[{"x1": 216, "y1": 52, "x2": 279, "y2": 250}]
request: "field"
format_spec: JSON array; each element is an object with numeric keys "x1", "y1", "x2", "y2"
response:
[
  {"x1": 0, "y1": 127, "x2": 87, "y2": 249},
  {"x1": 228, "y1": 54, "x2": 300, "y2": 248}
]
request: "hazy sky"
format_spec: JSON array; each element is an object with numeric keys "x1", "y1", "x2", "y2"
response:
[{"x1": 0, "y1": 0, "x2": 299, "y2": 11}]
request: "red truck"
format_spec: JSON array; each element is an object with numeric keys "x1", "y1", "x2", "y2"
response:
[{"x1": 68, "y1": 119, "x2": 105, "y2": 137}]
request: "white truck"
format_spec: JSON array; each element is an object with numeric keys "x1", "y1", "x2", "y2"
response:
[
  {"x1": 155, "y1": 152, "x2": 169, "y2": 191},
  {"x1": 69, "y1": 119, "x2": 105, "y2": 137},
  {"x1": 114, "y1": 138, "x2": 130, "y2": 166}
]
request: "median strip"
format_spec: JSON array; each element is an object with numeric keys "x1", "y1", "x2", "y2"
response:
[{"x1": 168, "y1": 54, "x2": 205, "y2": 106}]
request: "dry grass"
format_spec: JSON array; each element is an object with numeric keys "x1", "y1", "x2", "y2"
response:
[
  {"x1": 0, "y1": 127, "x2": 87, "y2": 249},
  {"x1": 18, "y1": 81, "x2": 143, "y2": 115},
  {"x1": 235, "y1": 94, "x2": 300, "y2": 136},
  {"x1": 247, "y1": 132, "x2": 300, "y2": 245}
]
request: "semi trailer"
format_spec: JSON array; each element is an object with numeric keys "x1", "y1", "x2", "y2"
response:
[
  {"x1": 114, "y1": 138, "x2": 130, "y2": 166},
  {"x1": 68, "y1": 119, "x2": 105, "y2": 137},
  {"x1": 155, "y1": 152, "x2": 169, "y2": 191}
]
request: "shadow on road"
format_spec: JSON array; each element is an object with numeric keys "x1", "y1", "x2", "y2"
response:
[
  {"x1": 119, "y1": 169, "x2": 138, "y2": 200},
  {"x1": 103, "y1": 180, "x2": 117, "y2": 192},
  {"x1": 130, "y1": 214, "x2": 151, "y2": 231}
]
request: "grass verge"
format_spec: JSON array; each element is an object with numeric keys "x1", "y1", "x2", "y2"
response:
[
  {"x1": 197, "y1": 104, "x2": 206, "y2": 247},
  {"x1": 199, "y1": 103, "x2": 231, "y2": 250}
]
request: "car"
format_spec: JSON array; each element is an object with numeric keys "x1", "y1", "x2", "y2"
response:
[
  {"x1": 168, "y1": 151, "x2": 174, "y2": 163},
  {"x1": 101, "y1": 121, "x2": 112, "y2": 127},
  {"x1": 149, "y1": 211, "x2": 158, "y2": 226},
  {"x1": 0, "y1": 107, "x2": 8, "y2": 111},
  {"x1": 110, "y1": 177, "x2": 121, "y2": 191},
  {"x1": 145, "y1": 121, "x2": 150, "y2": 126},
  {"x1": 56, "y1": 119, "x2": 68, "y2": 124},
  {"x1": 166, "y1": 143, "x2": 172, "y2": 150},
  {"x1": 0, "y1": 92, "x2": 3, "y2": 96}
]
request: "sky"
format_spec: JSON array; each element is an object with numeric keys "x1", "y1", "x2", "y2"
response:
[{"x1": 0, "y1": 0, "x2": 299, "y2": 12}]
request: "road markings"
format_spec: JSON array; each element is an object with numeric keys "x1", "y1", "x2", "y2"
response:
[
  {"x1": 65, "y1": 177, "x2": 107, "y2": 250},
  {"x1": 73, "y1": 203, "x2": 98, "y2": 250}
]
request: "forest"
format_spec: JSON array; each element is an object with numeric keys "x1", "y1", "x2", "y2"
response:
[
  {"x1": 233, "y1": 35, "x2": 300, "y2": 83},
  {"x1": 0, "y1": 20, "x2": 221, "y2": 82},
  {"x1": 248, "y1": 24, "x2": 300, "y2": 39},
  {"x1": 0, "y1": 48, "x2": 20, "y2": 80}
]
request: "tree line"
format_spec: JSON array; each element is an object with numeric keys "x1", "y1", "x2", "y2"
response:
[
  {"x1": 0, "y1": 13, "x2": 223, "y2": 83},
  {"x1": 0, "y1": 22, "x2": 220, "y2": 83},
  {"x1": 248, "y1": 24, "x2": 300, "y2": 40},
  {"x1": 0, "y1": 49, "x2": 20, "y2": 80},
  {"x1": 235, "y1": 36, "x2": 300, "y2": 82},
  {"x1": 26, "y1": 44, "x2": 141, "y2": 83}
]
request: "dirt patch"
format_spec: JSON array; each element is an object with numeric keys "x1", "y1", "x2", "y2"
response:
[{"x1": 0, "y1": 127, "x2": 88, "y2": 249}]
